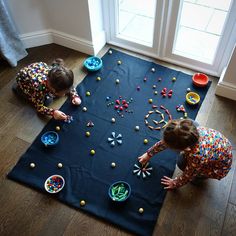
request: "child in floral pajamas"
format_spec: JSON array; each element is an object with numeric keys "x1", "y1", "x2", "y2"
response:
[
  {"x1": 14, "y1": 58, "x2": 81, "y2": 120},
  {"x1": 138, "y1": 119, "x2": 233, "y2": 189}
]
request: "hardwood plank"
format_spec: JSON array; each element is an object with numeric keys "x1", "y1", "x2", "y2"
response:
[
  {"x1": 229, "y1": 151, "x2": 236, "y2": 205},
  {"x1": 195, "y1": 77, "x2": 218, "y2": 126},
  {"x1": 63, "y1": 212, "x2": 133, "y2": 236},
  {"x1": 35, "y1": 203, "x2": 76, "y2": 236},
  {"x1": 0, "y1": 105, "x2": 44, "y2": 148},
  {"x1": 221, "y1": 203, "x2": 236, "y2": 236},
  {"x1": 155, "y1": 182, "x2": 230, "y2": 236},
  {"x1": 0, "y1": 179, "x2": 76, "y2": 236},
  {"x1": 205, "y1": 96, "x2": 236, "y2": 149},
  {"x1": 0, "y1": 180, "x2": 39, "y2": 236},
  {"x1": 0, "y1": 137, "x2": 29, "y2": 179}
]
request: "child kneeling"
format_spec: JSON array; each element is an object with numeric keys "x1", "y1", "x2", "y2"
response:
[
  {"x1": 13, "y1": 58, "x2": 81, "y2": 120},
  {"x1": 138, "y1": 119, "x2": 233, "y2": 189}
]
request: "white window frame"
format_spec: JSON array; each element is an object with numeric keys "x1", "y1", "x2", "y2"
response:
[{"x1": 102, "y1": 0, "x2": 236, "y2": 76}]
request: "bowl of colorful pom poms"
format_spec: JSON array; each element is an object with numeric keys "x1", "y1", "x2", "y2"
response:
[
  {"x1": 41, "y1": 131, "x2": 59, "y2": 147},
  {"x1": 108, "y1": 181, "x2": 131, "y2": 202},
  {"x1": 186, "y1": 92, "x2": 200, "y2": 105},
  {"x1": 44, "y1": 175, "x2": 65, "y2": 194},
  {"x1": 84, "y1": 56, "x2": 103, "y2": 71}
]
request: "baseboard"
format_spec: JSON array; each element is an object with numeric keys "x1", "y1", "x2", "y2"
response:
[
  {"x1": 215, "y1": 69, "x2": 236, "y2": 101},
  {"x1": 20, "y1": 29, "x2": 102, "y2": 55},
  {"x1": 20, "y1": 29, "x2": 53, "y2": 48},
  {"x1": 52, "y1": 30, "x2": 94, "y2": 55},
  {"x1": 92, "y1": 30, "x2": 106, "y2": 55}
]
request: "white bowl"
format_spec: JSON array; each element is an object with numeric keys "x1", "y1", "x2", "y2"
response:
[{"x1": 44, "y1": 174, "x2": 65, "y2": 193}]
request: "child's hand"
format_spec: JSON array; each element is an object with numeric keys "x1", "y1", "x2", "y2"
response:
[
  {"x1": 72, "y1": 96, "x2": 81, "y2": 105},
  {"x1": 138, "y1": 153, "x2": 150, "y2": 165},
  {"x1": 53, "y1": 110, "x2": 68, "y2": 120},
  {"x1": 161, "y1": 176, "x2": 176, "y2": 190}
]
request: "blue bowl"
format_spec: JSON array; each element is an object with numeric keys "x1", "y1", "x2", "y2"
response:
[
  {"x1": 84, "y1": 56, "x2": 103, "y2": 71},
  {"x1": 108, "y1": 181, "x2": 131, "y2": 202},
  {"x1": 41, "y1": 131, "x2": 59, "y2": 146}
]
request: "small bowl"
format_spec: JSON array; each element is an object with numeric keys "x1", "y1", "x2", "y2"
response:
[
  {"x1": 41, "y1": 131, "x2": 59, "y2": 146},
  {"x1": 84, "y1": 56, "x2": 103, "y2": 71},
  {"x1": 192, "y1": 73, "x2": 209, "y2": 87},
  {"x1": 108, "y1": 181, "x2": 131, "y2": 202},
  {"x1": 44, "y1": 175, "x2": 65, "y2": 193},
  {"x1": 186, "y1": 92, "x2": 200, "y2": 105}
]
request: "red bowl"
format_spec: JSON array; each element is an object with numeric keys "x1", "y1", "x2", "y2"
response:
[{"x1": 192, "y1": 73, "x2": 209, "y2": 87}]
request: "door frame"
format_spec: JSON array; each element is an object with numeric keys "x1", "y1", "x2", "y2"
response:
[
  {"x1": 102, "y1": 0, "x2": 164, "y2": 57},
  {"x1": 162, "y1": 0, "x2": 236, "y2": 76},
  {"x1": 102, "y1": 0, "x2": 236, "y2": 76}
]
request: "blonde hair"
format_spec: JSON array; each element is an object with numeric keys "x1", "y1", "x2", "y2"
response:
[{"x1": 163, "y1": 119, "x2": 199, "y2": 150}]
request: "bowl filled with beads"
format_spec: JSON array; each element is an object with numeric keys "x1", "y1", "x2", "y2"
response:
[
  {"x1": 41, "y1": 131, "x2": 59, "y2": 147},
  {"x1": 186, "y1": 92, "x2": 200, "y2": 105},
  {"x1": 108, "y1": 181, "x2": 131, "y2": 202},
  {"x1": 44, "y1": 175, "x2": 65, "y2": 194},
  {"x1": 84, "y1": 56, "x2": 103, "y2": 71}
]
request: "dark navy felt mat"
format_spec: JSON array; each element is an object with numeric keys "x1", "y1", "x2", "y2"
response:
[{"x1": 8, "y1": 49, "x2": 211, "y2": 236}]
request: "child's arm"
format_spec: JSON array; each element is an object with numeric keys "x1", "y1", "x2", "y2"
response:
[
  {"x1": 174, "y1": 165, "x2": 196, "y2": 188},
  {"x1": 35, "y1": 103, "x2": 68, "y2": 120},
  {"x1": 36, "y1": 103, "x2": 55, "y2": 117},
  {"x1": 31, "y1": 95, "x2": 67, "y2": 120},
  {"x1": 161, "y1": 164, "x2": 196, "y2": 189},
  {"x1": 147, "y1": 140, "x2": 167, "y2": 157},
  {"x1": 69, "y1": 87, "x2": 81, "y2": 105},
  {"x1": 138, "y1": 140, "x2": 167, "y2": 165}
]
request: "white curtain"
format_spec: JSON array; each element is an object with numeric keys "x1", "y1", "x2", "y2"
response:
[{"x1": 0, "y1": 0, "x2": 27, "y2": 67}]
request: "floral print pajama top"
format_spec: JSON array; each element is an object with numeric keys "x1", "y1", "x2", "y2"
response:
[
  {"x1": 16, "y1": 62, "x2": 79, "y2": 117},
  {"x1": 147, "y1": 127, "x2": 233, "y2": 188}
]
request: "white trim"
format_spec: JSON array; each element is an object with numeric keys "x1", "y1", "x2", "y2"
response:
[
  {"x1": 20, "y1": 29, "x2": 95, "y2": 55},
  {"x1": 20, "y1": 29, "x2": 53, "y2": 48},
  {"x1": 107, "y1": 40, "x2": 158, "y2": 57},
  {"x1": 102, "y1": 0, "x2": 116, "y2": 44},
  {"x1": 91, "y1": 30, "x2": 106, "y2": 55},
  {"x1": 218, "y1": 14, "x2": 236, "y2": 74},
  {"x1": 107, "y1": 40, "x2": 219, "y2": 76},
  {"x1": 215, "y1": 68, "x2": 236, "y2": 101},
  {"x1": 106, "y1": 0, "x2": 162, "y2": 55},
  {"x1": 52, "y1": 30, "x2": 94, "y2": 55},
  {"x1": 160, "y1": 56, "x2": 219, "y2": 76},
  {"x1": 104, "y1": 0, "x2": 236, "y2": 77},
  {"x1": 102, "y1": 0, "x2": 112, "y2": 42},
  {"x1": 162, "y1": 0, "x2": 236, "y2": 77}
]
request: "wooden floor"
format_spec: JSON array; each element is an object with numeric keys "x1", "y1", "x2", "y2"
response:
[{"x1": 0, "y1": 44, "x2": 235, "y2": 236}]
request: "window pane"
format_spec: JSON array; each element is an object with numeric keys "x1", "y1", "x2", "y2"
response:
[
  {"x1": 173, "y1": 0, "x2": 232, "y2": 64},
  {"x1": 117, "y1": 0, "x2": 156, "y2": 46}
]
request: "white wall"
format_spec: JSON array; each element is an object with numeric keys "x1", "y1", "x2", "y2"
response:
[
  {"x1": 88, "y1": 0, "x2": 106, "y2": 54},
  {"x1": 7, "y1": 0, "x2": 106, "y2": 55},
  {"x1": 215, "y1": 44, "x2": 236, "y2": 101},
  {"x1": 45, "y1": 0, "x2": 92, "y2": 40},
  {"x1": 7, "y1": 0, "x2": 49, "y2": 33}
]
